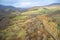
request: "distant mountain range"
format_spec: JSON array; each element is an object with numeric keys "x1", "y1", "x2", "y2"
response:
[
  {"x1": 0, "y1": 3, "x2": 60, "y2": 16},
  {"x1": 0, "y1": 5, "x2": 28, "y2": 16},
  {"x1": 0, "y1": 5, "x2": 27, "y2": 12},
  {"x1": 27, "y1": 3, "x2": 60, "y2": 11},
  {"x1": 0, "y1": 3, "x2": 60, "y2": 11},
  {"x1": 48, "y1": 3, "x2": 60, "y2": 6}
]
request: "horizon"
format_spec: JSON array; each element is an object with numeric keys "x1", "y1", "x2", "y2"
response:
[{"x1": 0, "y1": 0, "x2": 60, "y2": 8}]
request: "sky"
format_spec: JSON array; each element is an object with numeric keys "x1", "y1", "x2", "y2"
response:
[{"x1": 0, "y1": 0, "x2": 60, "y2": 8}]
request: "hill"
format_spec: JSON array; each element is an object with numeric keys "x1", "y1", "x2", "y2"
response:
[
  {"x1": 0, "y1": 5, "x2": 27, "y2": 16},
  {"x1": 47, "y1": 3, "x2": 60, "y2": 6},
  {"x1": 0, "y1": 3, "x2": 60, "y2": 40}
]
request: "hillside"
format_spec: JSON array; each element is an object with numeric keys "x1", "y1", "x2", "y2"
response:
[
  {"x1": 0, "y1": 3, "x2": 60, "y2": 40},
  {"x1": 0, "y1": 5, "x2": 27, "y2": 17}
]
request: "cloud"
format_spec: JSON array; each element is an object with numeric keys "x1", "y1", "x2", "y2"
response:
[
  {"x1": 20, "y1": 2, "x2": 31, "y2": 6},
  {"x1": 0, "y1": 0, "x2": 60, "y2": 8},
  {"x1": 0, "y1": 0, "x2": 18, "y2": 5},
  {"x1": 16, "y1": 1, "x2": 43, "y2": 7},
  {"x1": 13, "y1": 2, "x2": 32, "y2": 7}
]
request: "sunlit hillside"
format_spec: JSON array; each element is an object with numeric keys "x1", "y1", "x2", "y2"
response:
[{"x1": 0, "y1": 4, "x2": 60, "y2": 40}]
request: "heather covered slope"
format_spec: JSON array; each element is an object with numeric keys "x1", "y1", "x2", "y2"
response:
[{"x1": 0, "y1": 5, "x2": 60, "y2": 40}]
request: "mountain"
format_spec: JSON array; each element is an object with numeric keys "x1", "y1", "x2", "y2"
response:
[
  {"x1": 28, "y1": 3, "x2": 60, "y2": 10},
  {"x1": 0, "y1": 3, "x2": 60, "y2": 40},
  {"x1": 0, "y1": 5, "x2": 27, "y2": 11},
  {"x1": 0, "y1": 5, "x2": 27, "y2": 16},
  {"x1": 0, "y1": 5, "x2": 21, "y2": 11},
  {"x1": 48, "y1": 3, "x2": 60, "y2": 6}
]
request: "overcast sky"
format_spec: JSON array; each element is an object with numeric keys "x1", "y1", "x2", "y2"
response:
[{"x1": 0, "y1": 0, "x2": 60, "y2": 8}]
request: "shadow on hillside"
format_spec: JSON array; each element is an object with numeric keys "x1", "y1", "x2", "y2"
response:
[{"x1": 0, "y1": 17, "x2": 12, "y2": 31}]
